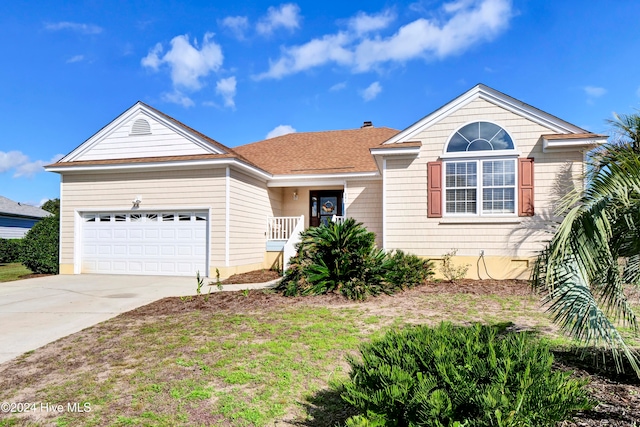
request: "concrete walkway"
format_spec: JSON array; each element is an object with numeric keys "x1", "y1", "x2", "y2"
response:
[{"x1": 0, "y1": 274, "x2": 276, "y2": 364}]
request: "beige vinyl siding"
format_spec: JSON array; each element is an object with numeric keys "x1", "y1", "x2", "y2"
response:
[
  {"x1": 384, "y1": 97, "x2": 585, "y2": 259},
  {"x1": 60, "y1": 168, "x2": 226, "y2": 268},
  {"x1": 268, "y1": 187, "x2": 284, "y2": 217},
  {"x1": 76, "y1": 115, "x2": 212, "y2": 161},
  {"x1": 346, "y1": 179, "x2": 383, "y2": 247},
  {"x1": 228, "y1": 169, "x2": 274, "y2": 267}
]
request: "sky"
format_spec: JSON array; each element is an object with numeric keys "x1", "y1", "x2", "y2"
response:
[{"x1": 1, "y1": 0, "x2": 639, "y2": 206}]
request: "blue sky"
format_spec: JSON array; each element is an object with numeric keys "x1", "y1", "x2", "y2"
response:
[{"x1": 1, "y1": 0, "x2": 639, "y2": 206}]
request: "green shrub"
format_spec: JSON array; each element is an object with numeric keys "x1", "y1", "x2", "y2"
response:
[
  {"x1": 341, "y1": 323, "x2": 594, "y2": 427},
  {"x1": 0, "y1": 238, "x2": 23, "y2": 263},
  {"x1": 384, "y1": 250, "x2": 434, "y2": 291},
  {"x1": 21, "y1": 215, "x2": 59, "y2": 274},
  {"x1": 277, "y1": 219, "x2": 433, "y2": 300}
]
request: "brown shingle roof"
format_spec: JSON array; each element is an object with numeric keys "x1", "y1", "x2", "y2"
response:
[{"x1": 234, "y1": 127, "x2": 400, "y2": 175}]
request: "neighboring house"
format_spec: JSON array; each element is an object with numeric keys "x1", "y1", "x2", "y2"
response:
[
  {"x1": 45, "y1": 84, "x2": 606, "y2": 279},
  {"x1": 0, "y1": 196, "x2": 51, "y2": 239}
]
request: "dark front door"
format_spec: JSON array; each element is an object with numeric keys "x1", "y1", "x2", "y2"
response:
[{"x1": 310, "y1": 190, "x2": 342, "y2": 227}]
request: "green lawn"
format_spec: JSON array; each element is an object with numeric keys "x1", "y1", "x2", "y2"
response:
[
  {"x1": 0, "y1": 285, "x2": 637, "y2": 426},
  {"x1": 0, "y1": 263, "x2": 32, "y2": 282}
]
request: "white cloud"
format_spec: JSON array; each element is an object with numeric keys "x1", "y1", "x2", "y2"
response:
[
  {"x1": 255, "y1": 0, "x2": 513, "y2": 79},
  {"x1": 330, "y1": 82, "x2": 347, "y2": 91},
  {"x1": 256, "y1": 3, "x2": 301, "y2": 35},
  {"x1": 348, "y1": 10, "x2": 395, "y2": 36},
  {"x1": 361, "y1": 81, "x2": 382, "y2": 101},
  {"x1": 354, "y1": 0, "x2": 512, "y2": 71},
  {"x1": 0, "y1": 151, "x2": 28, "y2": 173},
  {"x1": 141, "y1": 33, "x2": 223, "y2": 90},
  {"x1": 66, "y1": 55, "x2": 84, "y2": 63},
  {"x1": 216, "y1": 76, "x2": 237, "y2": 109},
  {"x1": 255, "y1": 32, "x2": 351, "y2": 80},
  {"x1": 584, "y1": 85, "x2": 606, "y2": 98},
  {"x1": 266, "y1": 125, "x2": 296, "y2": 139},
  {"x1": 221, "y1": 16, "x2": 249, "y2": 39},
  {"x1": 3, "y1": 153, "x2": 64, "y2": 178},
  {"x1": 162, "y1": 90, "x2": 195, "y2": 108},
  {"x1": 44, "y1": 21, "x2": 103, "y2": 35}
]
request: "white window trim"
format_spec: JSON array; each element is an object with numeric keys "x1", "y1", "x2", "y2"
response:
[
  {"x1": 444, "y1": 120, "x2": 518, "y2": 154},
  {"x1": 443, "y1": 158, "x2": 519, "y2": 218}
]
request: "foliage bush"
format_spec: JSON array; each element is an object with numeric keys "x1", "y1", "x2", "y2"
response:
[
  {"x1": 21, "y1": 215, "x2": 59, "y2": 274},
  {"x1": 277, "y1": 219, "x2": 433, "y2": 300},
  {"x1": 341, "y1": 323, "x2": 594, "y2": 427},
  {"x1": 439, "y1": 249, "x2": 470, "y2": 283},
  {"x1": 0, "y1": 238, "x2": 23, "y2": 263}
]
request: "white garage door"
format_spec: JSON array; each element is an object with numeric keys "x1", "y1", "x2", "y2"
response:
[{"x1": 81, "y1": 211, "x2": 207, "y2": 276}]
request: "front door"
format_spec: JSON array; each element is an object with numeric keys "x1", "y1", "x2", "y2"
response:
[{"x1": 310, "y1": 191, "x2": 343, "y2": 227}]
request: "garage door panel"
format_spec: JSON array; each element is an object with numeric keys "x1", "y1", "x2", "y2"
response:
[
  {"x1": 113, "y1": 245, "x2": 127, "y2": 255},
  {"x1": 81, "y1": 210, "x2": 207, "y2": 276},
  {"x1": 161, "y1": 246, "x2": 175, "y2": 256},
  {"x1": 161, "y1": 229, "x2": 175, "y2": 239},
  {"x1": 177, "y1": 246, "x2": 192, "y2": 256},
  {"x1": 98, "y1": 229, "x2": 112, "y2": 239},
  {"x1": 145, "y1": 229, "x2": 160, "y2": 239}
]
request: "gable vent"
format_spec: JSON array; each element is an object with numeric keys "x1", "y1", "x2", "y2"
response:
[{"x1": 130, "y1": 118, "x2": 151, "y2": 135}]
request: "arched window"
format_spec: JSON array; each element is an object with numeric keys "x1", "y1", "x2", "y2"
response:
[
  {"x1": 434, "y1": 122, "x2": 520, "y2": 216},
  {"x1": 446, "y1": 121, "x2": 514, "y2": 152}
]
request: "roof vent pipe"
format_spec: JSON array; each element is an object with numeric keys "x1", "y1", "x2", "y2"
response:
[{"x1": 362, "y1": 121, "x2": 373, "y2": 128}]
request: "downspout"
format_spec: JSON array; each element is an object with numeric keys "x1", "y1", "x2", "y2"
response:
[
  {"x1": 382, "y1": 158, "x2": 387, "y2": 250},
  {"x1": 225, "y1": 166, "x2": 230, "y2": 267}
]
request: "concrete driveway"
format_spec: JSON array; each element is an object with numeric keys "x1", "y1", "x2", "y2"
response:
[{"x1": 0, "y1": 274, "x2": 274, "y2": 364}]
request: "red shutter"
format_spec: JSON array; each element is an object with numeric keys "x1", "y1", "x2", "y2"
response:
[
  {"x1": 427, "y1": 161, "x2": 443, "y2": 218},
  {"x1": 518, "y1": 158, "x2": 534, "y2": 216}
]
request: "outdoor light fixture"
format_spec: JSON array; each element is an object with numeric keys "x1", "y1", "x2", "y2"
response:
[
  {"x1": 293, "y1": 190, "x2": 298, "y2": 201},
  {"x1": 132, "y1": 195, "x2": 142, "y2": 207}
]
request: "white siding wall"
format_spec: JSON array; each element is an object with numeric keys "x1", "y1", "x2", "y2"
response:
[
  {"x1": 76, "y1": 115, "x2": 211, "y2": 161},
  {"x1": 60, "y1": 168, "x2": 227, "y2": 269},
  {"x1": 228, "y1": 170, "x2": 275, "y2": 267},
  {"x1": 384, "y1": 98, "x2": 584, "y2": 258},
  {"x1": 346, "y1": 179, "x2": 383, "y2": 247}
]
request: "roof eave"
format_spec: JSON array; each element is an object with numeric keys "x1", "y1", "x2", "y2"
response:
[{"x1": 45, "y1": 158, "x2": 273, "y2": 181}]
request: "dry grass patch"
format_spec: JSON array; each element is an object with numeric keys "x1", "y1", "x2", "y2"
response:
[{"x1": 0, "y1": 280, "x2": 638, "y2": 426}]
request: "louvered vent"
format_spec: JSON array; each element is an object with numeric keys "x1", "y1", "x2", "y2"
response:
[{"x1": 130, "y1": 118, "x2": 151, "y2": 135}]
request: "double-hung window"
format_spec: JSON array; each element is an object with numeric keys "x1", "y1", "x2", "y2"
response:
[
  {"x1": 433, "y1": 121, "x2": 523, "y2": 217},
  {"x1": 445, "y1": 159, "x2": 516, "y2": 215}
]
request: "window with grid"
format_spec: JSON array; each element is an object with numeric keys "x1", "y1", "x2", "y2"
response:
[
  {"x1": 442, "y1": 122, "x2": 517, "y2": 217},
  {"x1": 445, "y1": 159, "x2": 516, "y2": 215}
]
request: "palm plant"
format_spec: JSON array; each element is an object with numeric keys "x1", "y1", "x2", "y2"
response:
[{"x1": 533, "y1": 113, "x2": 640, "y2": 375}]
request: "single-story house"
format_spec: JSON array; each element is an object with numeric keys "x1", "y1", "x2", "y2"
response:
[
  {"x1": 45, "y1": 84, "x2": 606, "y2": 279},
  {"x1": 0, "y1": 196, "x2": 51, "y2": 239}
]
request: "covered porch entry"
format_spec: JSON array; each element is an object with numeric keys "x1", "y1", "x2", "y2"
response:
[{"x1": 266, "y1": 186, "x2": 347, "y2": 270}]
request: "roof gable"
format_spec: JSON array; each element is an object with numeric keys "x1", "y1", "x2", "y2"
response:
[
  {"x1": 60, "y1": 102, "x2": 231, "y2": 163},
  {"x1": 383, "y1": 84, "x2": 589, "y2": 145}
]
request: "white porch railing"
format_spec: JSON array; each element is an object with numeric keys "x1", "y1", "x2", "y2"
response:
[
  {"x1": 267, "y1": 216, "x2": 302, "y2": 240},
  {"x1": 282, "y1": 215, "x2": 305, "y2": 271},
  {"x1": 331, "y1": 215, "x2": 346, "y2": 223}
]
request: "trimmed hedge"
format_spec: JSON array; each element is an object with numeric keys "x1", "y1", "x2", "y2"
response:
[
  {"x1": 341, "y1": 323, "x2": 594, "y2": 426},
  {"x1": 0, "y1": 239, "x2": 23, "y2": 263},
  {"x1": 21, "y1": 215, "x2": 59, "y2": 274}
]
